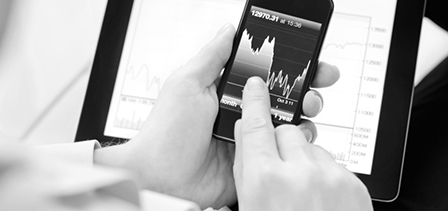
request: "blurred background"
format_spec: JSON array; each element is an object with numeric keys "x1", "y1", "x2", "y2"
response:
[
  {"x1": 0, "y1": 0, "x2": 447, "y2": 146},
  {"x1": 0, "y1": 0, "x2": 107, "y2": 145}
]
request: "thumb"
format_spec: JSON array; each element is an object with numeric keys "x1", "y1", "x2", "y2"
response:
[{"x1": 179, "y1": 24, "x2": 235, "y2": 87}]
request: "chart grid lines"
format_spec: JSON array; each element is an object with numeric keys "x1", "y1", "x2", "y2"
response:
[{"x1": 313, "y1": 12, "x2": 372, "y2": 163}]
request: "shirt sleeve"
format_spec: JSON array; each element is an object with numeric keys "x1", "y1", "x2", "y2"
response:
[
  {"x1": 0, "y1": 142, "x2": 141, "y2": 210},
  {"x1": 32, "y1": 140, "x2": 203, "y2": 211},
  {"x1": 35, "y1": 140, "x2": 100, "y2": 166}
]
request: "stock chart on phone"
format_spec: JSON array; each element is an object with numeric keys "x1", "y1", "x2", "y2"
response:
[{"x1": 219, "y1": 6, "x2": 321, "y2": 124}]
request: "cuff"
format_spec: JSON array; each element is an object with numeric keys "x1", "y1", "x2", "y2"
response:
[{"x1": 35, "y1": 140, "x2": 101, "y2": 166}]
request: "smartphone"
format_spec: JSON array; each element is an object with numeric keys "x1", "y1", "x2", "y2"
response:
[{"x1": 213, "y1": 0, "x2": 334, "y2": 142}]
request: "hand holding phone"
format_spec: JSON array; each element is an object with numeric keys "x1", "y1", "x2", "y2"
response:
[{"x1": 213, "y1": 0, "x2": 334, "y2": 141}]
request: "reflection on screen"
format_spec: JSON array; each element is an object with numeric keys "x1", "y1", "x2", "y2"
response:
[{"x1": 104, "y1": 0, "x2": 397, "y2": 175}]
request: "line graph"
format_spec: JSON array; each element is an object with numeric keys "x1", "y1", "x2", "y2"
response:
[
  {"x1": 266, "y1": 60, "x2": 309, "y2": 99},
  {"x1": 112, "y1": 64, "x2": 166, "y2": 130},
  {"x1": 323, "y1": 42, "x2": 366, "y2": 51},
  {"x1": 237, "y1": 29, "x2": 310, "y2": 99},
  {"x1": 242, "y1": 29, "x2": 275, "y2": 56},
  {"x1": 121, "y1": 64, "x2": 165, "y2": 99}
]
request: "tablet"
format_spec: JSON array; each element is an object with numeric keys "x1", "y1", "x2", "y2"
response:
[{"x1": 76, "y1": 0, "x2": 425, "y2": 201}]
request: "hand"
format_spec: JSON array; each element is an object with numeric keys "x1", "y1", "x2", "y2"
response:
[
  {"x1": 94, "y1": 24, "x2": 340, "y2": 209},
  {"x1": 233, "y1": 77, "x2": 373, "y2": 211}
]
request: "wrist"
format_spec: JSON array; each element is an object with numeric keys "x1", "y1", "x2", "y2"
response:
[
  {"x1": 93, "y1": 143, "x2": 145, "y2": 189},
  {"x1": 93, "y1": 144, "x2": 122, "y2": 166}
]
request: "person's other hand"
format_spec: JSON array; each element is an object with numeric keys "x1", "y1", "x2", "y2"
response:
[
  {"x1": 233, "y1": 76, "x2": 373, "y2": 211},
  {"x1": 94, "y1": 24, "x2": 340, "y2": 209}
]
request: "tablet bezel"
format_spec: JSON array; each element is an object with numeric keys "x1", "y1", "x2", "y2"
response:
[
  {"x1": 75, "y1": 0, "x2": 134, "y2": 144},
  {"x1": 358, "y1": 0, "x2": 426, "y2": 201},
  {"x1": 75, "y1": 0, "x2": 426, "y2": 201}
]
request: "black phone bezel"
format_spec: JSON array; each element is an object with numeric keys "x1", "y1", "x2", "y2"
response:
[
  {"x1": 212, "y1": 0, "x2": 334, "y2": 142},
  {"x1": 75, "y1": 0, "x2": 426, "y2": 202}
]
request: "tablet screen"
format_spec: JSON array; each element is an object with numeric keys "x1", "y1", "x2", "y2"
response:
[{"x1": 104, "y1": 0, "x2": 397, "y2": 175}]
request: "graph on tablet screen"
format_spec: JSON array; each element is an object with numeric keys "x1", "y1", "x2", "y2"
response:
[{"x1": 104, "y1": 0, "x2": 397, "y2": 175}]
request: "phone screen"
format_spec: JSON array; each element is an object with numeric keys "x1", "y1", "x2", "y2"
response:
[{"x1": 219, "y1": 6, "x2": 322, "y2": 124}]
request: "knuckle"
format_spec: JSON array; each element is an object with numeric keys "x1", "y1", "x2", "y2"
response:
[
  {"x1": 205, "y1": 50, "x2": 223, "y2": 71},
  {"x1": 244, "y1": 93, "x2": 269, "y2": 108},
  {"x1": 256, "y1": 163, "x2": 283, "y2": 183},
  {"x1": 323, "y1": 166, "x2": 357, "y2": 191},
  {"x1": 242, "y1": 115, "x2": 272, "y2": 132},
  {"x1": 275, "y1": 124, "x2": 298, "y2": 133},
  {"x1": 331, "y1": 168, "x2": 351, "y2": 184}
]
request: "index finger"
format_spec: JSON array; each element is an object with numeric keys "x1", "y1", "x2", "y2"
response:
[{"x1": 239, "y1": 77, "x2": 280, "y2": 163}]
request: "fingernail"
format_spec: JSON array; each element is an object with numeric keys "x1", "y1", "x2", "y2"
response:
[
  {"x1": 245, "y1": 77, "x2": 266, "y2": 91},
  {"x1": 302, "y1": 128, "x2": 314, "y2": 143},
  {"x1": 313, "y1": 91, "x2": 324, "y2": 113},
  {"x1": 216, "y1": 23, "x2": 232, "y2": 37}
]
